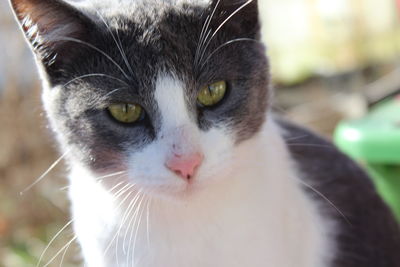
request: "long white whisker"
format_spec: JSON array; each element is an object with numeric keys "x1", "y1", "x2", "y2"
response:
[
  {"x1": 62, "y1": 73, "x2": 129, "y2": 88},
  {"x1": 93, "y1": 171, "x2": 127, "y2": 181},
  {"x1": 107, "y1": 181, "x2": 126, "y2": 194},
  {"x1": 95, "y1": 11, "x2": 134, "y2": 77},
  {"x1": 41, "y1": 236, "x2": 77, "y2": 267},
  {"x1": 53, "y1": 37, "x2": 130, "y2": 80},
  {"x1": 195, "y1": 14, "x2": 211, "y2": 65},
  {"x1": 103, "y1": 190, "x2": 135, "y2": 258},
  {"x1": 123, "y1": 193, "x2": 144, "y2": 254},
  {"x1": 198, "y1": 0, "x2": 253, "y2": 65},
  {"x1": 59, "y1": 177, "x2": 125, "y2": 192},
  {"x1": 115, "y1": 190, "x2": 136, "y2": 216},
  {"x1": 21, "y1": 150, "x2": 70, "y2": 195},
  {"x1": 36, "y1": 220, "x2": 74, "y2": 267},
  {"x1": 87, "y1": 87, "x2": 126, "y2": 110},
  {"x1": 59, "y1": 235, "x2": 74, "y2": 267},
  {"x1": 200, "y1": 38, "x2": 260, "y2": 70},
  {"x1": 101, "y1": 88, "x2": 124, "y2": 99},
  {"x1": 124, "y1": 193, "x2": 145, "y2": 254},
  {"x1": 146, "y1": 198, "x2": 152, "y2": 249},
  {"x1": 195, "y1": 0, "x2": 221, "y2": 67},
  {"x1": 103, "y1": 187, "x2": 139, "y2": 257},
  {"x1": 284, "y1": 135, "x2": 310, "y2": 142},
  {"x1": 293, "y1": 177, "x2": 352, "y2": 226},
  {"x1": 115, "y1": 190, "x2": 143, "y2": 267},
  {"x1": 286, "y1": 143, "x2": 333, "y2": 149},
  {"x1": 130, "y1": 196, "x2": 146, "y2": 266}
]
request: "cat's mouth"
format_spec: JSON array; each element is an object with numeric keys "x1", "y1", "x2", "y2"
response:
[
  {"x1": 142, "y1": 179, "x2": 204, "y2": 196},
  {"x1": 126, "y1": 173, "x2": 212, "y2": 201}
]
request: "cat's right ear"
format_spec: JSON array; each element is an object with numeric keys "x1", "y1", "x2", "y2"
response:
[{"x1": 9, "y1": 0, "x2": 93, "y2": 74}]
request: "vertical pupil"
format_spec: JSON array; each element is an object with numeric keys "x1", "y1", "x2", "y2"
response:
[
  {"x1": 123, "y1": 104, "x2": 128, "y2": 113},
  {"x1": 208, "y1": 86, "x2": 213, "y2": 96}
]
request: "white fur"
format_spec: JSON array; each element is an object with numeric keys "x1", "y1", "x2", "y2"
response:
[{"x1": 66, "y1": 74, "x2": 336, "y2": 267}]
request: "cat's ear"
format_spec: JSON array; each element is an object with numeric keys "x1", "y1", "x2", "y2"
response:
[
  {"x1": 214, "y1": 0, "x2": 260, "y2": 39},
  {"x1": 9, "y1": 0, "x2": 93, "y2": 73}
]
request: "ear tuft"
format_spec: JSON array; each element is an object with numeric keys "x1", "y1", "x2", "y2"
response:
[{"x1": 10, "y1": 0, "x2": 91, "y2": 68}]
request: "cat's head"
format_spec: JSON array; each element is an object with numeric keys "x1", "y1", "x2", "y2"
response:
[{"x1": 11, "y1": 0, "x2": 270, "y2": 197}]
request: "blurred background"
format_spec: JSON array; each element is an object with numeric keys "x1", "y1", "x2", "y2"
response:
[{"x1": 1, "y1": 0, "x2": 399, "y2": 266}]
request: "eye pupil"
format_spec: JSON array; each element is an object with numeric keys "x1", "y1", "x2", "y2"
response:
[{"x1": 207, "y1": 86, "x2": 212, "y2": 95}]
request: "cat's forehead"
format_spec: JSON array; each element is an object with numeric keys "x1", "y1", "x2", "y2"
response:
[{"x1": 76, "y1": 0, "x2": 210, "y2": 23}]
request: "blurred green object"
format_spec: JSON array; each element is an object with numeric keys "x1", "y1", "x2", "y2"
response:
[{"x1": 334, "y1": 95, "x2": 400, "y2": 220}]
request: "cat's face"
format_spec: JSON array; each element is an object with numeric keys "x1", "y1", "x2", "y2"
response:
[{"x1": 11, "y1": 0, "x2": 269, "y2": 196}]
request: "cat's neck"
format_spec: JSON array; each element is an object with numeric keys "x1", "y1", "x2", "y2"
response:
[{"x1": 68, "y1": 118, "x2": 333, "y2": 267}]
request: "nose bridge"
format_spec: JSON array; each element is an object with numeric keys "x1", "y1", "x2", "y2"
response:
[
  {"x1": 164, "y1": 125, "x2": 203, "y2": 180},
  {"x1": 154, "y1": 73, "x2": 192, "y2": 129},
  {"x1": 165, "y1": 124, "x2": 199, "y2": 155},
  {"x1": 154, "y1": 73, "x2": 204, "y2": 179}
]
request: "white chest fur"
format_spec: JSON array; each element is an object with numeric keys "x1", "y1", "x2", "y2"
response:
[{"x1": 68, "y1": 121, "x2": 335, "y2": 267}]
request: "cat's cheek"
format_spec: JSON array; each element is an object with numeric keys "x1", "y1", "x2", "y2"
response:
[
  {"x1": 83, "y1": 148, "x2": 128, "y2": 178},
  {"x1": 194, "y1": 127, "x2": 236, "y2": 184}
]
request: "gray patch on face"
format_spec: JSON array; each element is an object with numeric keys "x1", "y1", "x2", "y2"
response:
[{"x1": 12, "y1": 0, "x2": 270, "y2": 171}]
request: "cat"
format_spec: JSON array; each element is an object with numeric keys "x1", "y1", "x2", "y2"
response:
[{"x1": 9, "y1": 0, "x2": 400, "y2": 266}]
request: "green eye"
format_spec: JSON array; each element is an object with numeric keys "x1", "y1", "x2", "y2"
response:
[
  {"x1": 108, "y1": 103, "x2": 143, "y2": 124},
  {"x1": 197, "y1": 81, "x2": 227, "y2": 107}
]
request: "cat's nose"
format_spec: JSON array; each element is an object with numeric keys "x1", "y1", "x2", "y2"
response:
[{"x1": 165, "y1": 152, "x2": 204, "y2": 180}]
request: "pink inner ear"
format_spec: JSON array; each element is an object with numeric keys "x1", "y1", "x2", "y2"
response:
[{"x1": 12, "y1": 0, "x2": 85, "y2": 46}]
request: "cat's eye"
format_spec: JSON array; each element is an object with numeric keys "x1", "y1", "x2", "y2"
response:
[
  {"x1": 197, "y1": 81, "x2": 227, "y2": 107},
  {"x1": 108, "y1": 103, "x2": 143, "y2": 124}
]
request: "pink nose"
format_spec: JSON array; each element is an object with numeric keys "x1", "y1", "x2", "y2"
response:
[{"x1": 165, "y1": 153, "x2": 203, "y2": 180}]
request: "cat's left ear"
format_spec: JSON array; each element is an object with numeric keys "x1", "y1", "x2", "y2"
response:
[
  {"x1": 215, "y1": 0, "x2": 260, "y2": 39},
  {"x1": 9, "y1": 0, "x2": 93, "y2": 75}
]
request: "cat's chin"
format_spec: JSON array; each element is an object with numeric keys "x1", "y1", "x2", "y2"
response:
[{"x1": 137, "y1": 176, "x2": 218, "y2": 201}]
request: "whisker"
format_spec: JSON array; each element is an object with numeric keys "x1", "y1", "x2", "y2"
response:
[
  {"x1": 283, "y1": 135, "x2": 310, "y2": 142},
  {"x1": 36, "y1": 220, "x2": 74, "y2": 267},
  {"x1": 53, "y1": 37, "x2": 131, "y2": 80},
  {"x1": 195, "y1": 0, "x2": 221, "y2": 68},
  {"x1": 198, "y1": 0, "x2": 254, "y2": 65},
  {"x1": 59, "y1": 173, "x2": 126, "y2": 192},
  {"x1": 293, "y1": 177, "x2": 352, "y2": 226},
  {"x1": 59, "y1": 235, "x2": 74, "y2": 267},
  {"x1": 101, "y1": 88, "x2": 124, "y2": 99},
  {"x1": 94, "y1": 171, "x2": 127, "y2": 181},
  {"x1": 41, "y1": 236, "x2": 78, "y2": 267},
  {"x1": 104, "y1": 181, "x2": 126, "y2": 196},
  {"x1": 130, "y1": 195, "x2": 146, "y2": 266},
  {"x1": 21, "y1": 149, "x2": 70, "y2": 195},
  {"x1": 123, "y1": 193, "x2": 144, "y2": 254},
  {"x1": 112, "y1": 183, "x2": 134, "y2": 200},
  {"x1": 286, "y1": 143, "x2": 334, "y2": 149},
  {"x1": 103, "y1": 187, "x2": 139, "y2": 257},
  {"x1": 195, "y1": 14, "x2": 211, "y2": 65},
  {"x1": 200, "y1": 38, "x2": 260, "y2": 70},
  {"x1": 124, "y1": 193, "x2": 145, "y2": 254},
  {"x1": 95, "y1": 11, "x2": 134, "y2": 77},
  {"x1": 146, "y1": 197, "x2": 152, "y2": 249},
  {"x1": 114, "y1": 190, "x2": 143, "y2": 266},
  {"x1": 87, "y1": 87, "x2": 125, "y2": 109},
  {"x1": 62, "y1": 73, "x2": 129, "y2": 88},
  {"x1": 59, "y1": 185, "x2": 70, "y2": 191}
]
